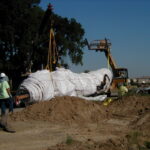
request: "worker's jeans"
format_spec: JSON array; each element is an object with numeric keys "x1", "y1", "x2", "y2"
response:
[{"x1": 0, "y1": 98, "x2": 13, "y2": 115}]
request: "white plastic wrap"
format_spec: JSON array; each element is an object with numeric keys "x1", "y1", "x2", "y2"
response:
[
  {"x1": 51, "y1": 68, "x2": 76, "y2": 96},
  {"x1": 78, "y1": 95, "x2": 107, "y2": 101},
  {"x1": 19, "y1": 68, "x2": 113, "y2": 102},
  {"x1": 19, "y1": 70, "x2": 54, "y2": 102}
]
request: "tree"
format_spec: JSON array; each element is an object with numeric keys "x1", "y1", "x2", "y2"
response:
[
  {"x1": 32, "y1": 6, "x2": 86, "y2": 70},
  {"x1": 55, "y1": 16, "x2": 85, "y2": 65},
  {"x1": 0, "y1": 0, "x2": 86, "y2": 85},
  {"x1": 0, "y1": 0, "x2": 43, "y2": 72}
]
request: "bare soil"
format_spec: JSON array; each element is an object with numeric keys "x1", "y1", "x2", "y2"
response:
[{"x1": 0, "y1": 95, "x2": 150, "y2": 150}]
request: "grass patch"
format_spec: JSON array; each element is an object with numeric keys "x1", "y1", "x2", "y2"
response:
[{"x1": 66, "y1": 135, "x2": 73, "y2": 145}]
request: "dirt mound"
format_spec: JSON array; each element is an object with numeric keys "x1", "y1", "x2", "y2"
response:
[
  {"x1": 11, "y1": 95, "x2": 150, "y2": 126},
  {"x1": 3, "y1": 95, "x2": 150, "y2": 150},
  {"x1": 107, "y1": 96, "x2": 150, "y2": 117},
  {"x1": 11, "y1": 96, "x2": 108, "y2": 124},
  {"x1": 107, "y1": 95, "x2": 150, "y2": 132}
]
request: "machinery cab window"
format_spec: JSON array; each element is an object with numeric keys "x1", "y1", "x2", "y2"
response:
[{"x1": 114, "y1": 68, "x2": 128, "y2": 79}]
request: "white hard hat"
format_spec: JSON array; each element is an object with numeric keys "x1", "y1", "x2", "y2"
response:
[{"x1": 0, "y1": 73, "x2": 6, "y2": 78}]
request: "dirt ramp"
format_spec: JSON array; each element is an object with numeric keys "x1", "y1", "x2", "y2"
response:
[{"x1": 11, "y1": 96, "x2": 107, "y2": 124}]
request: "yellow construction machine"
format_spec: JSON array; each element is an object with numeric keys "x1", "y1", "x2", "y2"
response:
[{"x1": 86, "y1": 38, "x2": 128, "y2": 88}]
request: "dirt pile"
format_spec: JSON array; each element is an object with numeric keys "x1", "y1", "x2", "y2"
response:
[
  {"x1": 11, "y1": 95, "x2": 150, "y2": 126},
  {"x1": 108, "y1": 95, "x2": 150, "y2": 117},
  {"x1": 2, "y1": 95, "x2": 150, "y2": 150},
  {"x1": 11, "y1": 96, "x2": 108, "y2": 124},
  {"x1": 108, "y1": 96, "x2": 150, "y2": 130}
]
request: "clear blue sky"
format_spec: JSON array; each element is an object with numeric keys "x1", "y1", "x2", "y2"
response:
[{"x1": 40, "y1": 0, "x2": 150, "y2": 77}]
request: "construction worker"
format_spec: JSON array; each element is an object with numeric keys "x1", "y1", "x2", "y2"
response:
[
  {"x1": 118, "y1": 83, "x2": 128, "y2": 99},
  {"x1": 0, "y1": 73, "x2": 13, "y2": 115},
  {"x1": 0, "y1": 72, "x2": 15, "y2": 133}
]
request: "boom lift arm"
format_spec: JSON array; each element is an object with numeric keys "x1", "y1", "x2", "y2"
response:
[
  {"x1": 86, "y1": 39, "x2": 117, "y2": 69},
  {"x1": 86, "y1": 38, "x2": 128, "y2": 88}
]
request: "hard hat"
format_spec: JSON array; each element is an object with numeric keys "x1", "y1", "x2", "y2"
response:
[{"x1": 0, "y1": 73, "x2": 6, "y2": 78}]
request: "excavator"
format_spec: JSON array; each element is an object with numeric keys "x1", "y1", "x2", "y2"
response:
[{"x1": 86, "y1": 38, "x2": 128, "y2": 89}]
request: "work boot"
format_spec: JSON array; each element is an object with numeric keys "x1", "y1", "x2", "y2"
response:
[
  {"x1": 0, "y1": 114, "x2": 16, "y2": 133},
  {"x1": 4, "y1": 124, "x2": 16, "y2": 133},
  {"x1": 0, "y1": 114, "x2": 8, "y2": 129}
]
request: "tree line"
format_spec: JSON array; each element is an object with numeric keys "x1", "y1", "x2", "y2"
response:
[{"x1": 0, "y1": 0, "x2": 86, "y2": 88}]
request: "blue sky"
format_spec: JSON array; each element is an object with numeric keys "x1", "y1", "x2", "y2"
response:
[{"x1": 40, "y1": 0, "x2": 150, "y2": 77}]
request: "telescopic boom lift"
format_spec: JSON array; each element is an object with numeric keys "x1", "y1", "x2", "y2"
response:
[{"x1": 86, "y1": 38, "x2": 128, "y2": 88}]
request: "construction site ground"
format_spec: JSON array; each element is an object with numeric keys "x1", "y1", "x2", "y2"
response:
[{"x1": 0, "y1": 95, "x2": 150, "y2": 150}]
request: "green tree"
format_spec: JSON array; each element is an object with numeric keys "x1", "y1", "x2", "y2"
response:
[
  {"x1": 0, "y1": 0, "x2": 86, "y2": 79},
  {"x1": 32, "y1": 7, "x2": 86, "y2": 70},
  {"x1": 0, "y1": 0, "x2": 43, "y2": 72},
  {"x1": 54, "y1": 15, "x2": 85, "y2": 65}
]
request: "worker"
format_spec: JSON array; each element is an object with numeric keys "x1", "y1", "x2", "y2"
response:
[
  {"x1": 118, "y1": 83, "x2": 128, "y2": 99},
  {"x1": 0, "y1": 72, "x2": 15, "y2": 133},
  {"x1": 0, "y1": 73, "x2": 13, "y2": 115}
]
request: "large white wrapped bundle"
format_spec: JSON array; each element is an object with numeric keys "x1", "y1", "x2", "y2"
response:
[
  {"x1": 19, "y1": 70, "x2": 54, "y2": 102},
  {"x1": 89, "y1": 68, "x2": 113, "y2": 93},
  {"x1": 19, "y1": 68, "x2": 113, "y2": 102},
  {"x1": 69, "y1": 72, "x2": 97, "y2": 96},
  {"x1": 51, "y1": 68, "x2": 76, "y2": 96}
]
